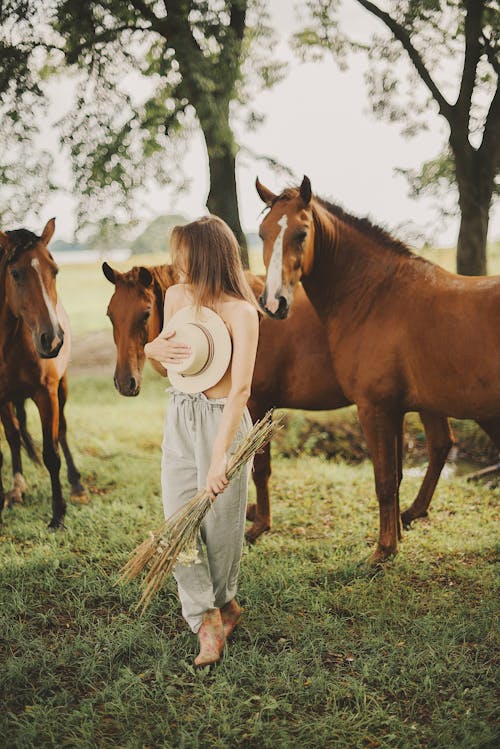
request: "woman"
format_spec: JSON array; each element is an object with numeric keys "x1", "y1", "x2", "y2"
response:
[{"x1": 144, "y1": 215, "x2": 259, "y2": 666}]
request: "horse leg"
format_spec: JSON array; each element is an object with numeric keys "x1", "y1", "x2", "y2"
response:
[
  {"x1": 0, "y1": 441, "x2": 5, "y2": 524},
  {"x1": 476, "y1": 418, "x2": 500, "y2": 450},
  {"x1": 14, "y1": 398, "x2": 40, "y2": 464},
  {"x1": 33, "y1": 386, "x2": 66, "y2": 529},
  {"x1": 395, "y1": 415, "x2": 404, "y2": 541},
  {"x1": 0, "y1": 403, "x2": 27, "y2": 506},
  {"x1": 245, "y1": 441, "x2": 272, "y2": 543},
  {"x1": 357, "y1": 404, "x2": 401, "y2": 562},
  {"x1": 402, "y1": 412, "x2": 454, "y2": 528},
  {"x1": 58, "y1": 376, "x2": 88, "y2": 504}
]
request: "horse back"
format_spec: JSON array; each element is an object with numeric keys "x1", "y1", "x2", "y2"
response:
[{"x1": 330, "y1": 265, "x2": 500, "y2": 419}]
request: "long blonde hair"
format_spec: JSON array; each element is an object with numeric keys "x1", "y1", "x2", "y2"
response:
[{"x1": 170, "y1": 215, "x2": 257, "y2": 310}]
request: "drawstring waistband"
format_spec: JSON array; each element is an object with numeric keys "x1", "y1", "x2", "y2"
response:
[{"x1": 166, "y1": 386, "x2": 228, "y2": 407}]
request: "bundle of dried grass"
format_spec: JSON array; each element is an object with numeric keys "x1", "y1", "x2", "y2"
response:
[{"x1": 116, "y1": 410, "x2": 281, "y2": 612}]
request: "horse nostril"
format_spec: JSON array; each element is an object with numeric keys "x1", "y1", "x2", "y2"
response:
[
  {"x1": 277, "y1": 296, "x2": 289, "y2": 318},
  {"x1": 130, "y1": 377, "x2": 136, "y2": 392},
  {"x1": 40, "y1": 332, "x2": 50, "y2": 350}
]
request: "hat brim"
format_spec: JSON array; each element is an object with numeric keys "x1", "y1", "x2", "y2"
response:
[{"x1": 162, "y1": 305, "x2": 232, "y2": 394}]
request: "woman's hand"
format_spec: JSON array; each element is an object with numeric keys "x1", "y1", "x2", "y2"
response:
[
  {"x1": 206, "y1": 453, "x2": 229, "y2": 501},
  {"x1": 144, "y1": 330, "x2": 191, "y2": 365}
]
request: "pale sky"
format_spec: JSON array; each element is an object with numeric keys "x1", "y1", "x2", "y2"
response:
[{"x1": 37, "y1": 0, "x2": 499, "y2": 247}]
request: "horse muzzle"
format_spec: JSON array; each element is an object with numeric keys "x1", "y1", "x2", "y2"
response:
[
  {"x1": 114, "y1": 371, "x2": 141, "y2": 397},
  {"x1": 258, "y1": 292, "x2": 290, "y2": 320},
  {"x1": 36, "y1": 328, "x2": 64, "y2": 359}
]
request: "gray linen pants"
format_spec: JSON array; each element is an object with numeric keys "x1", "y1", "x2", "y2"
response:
[{"x1": 161, "y1": 388, "x2": 252, "y2": 633}]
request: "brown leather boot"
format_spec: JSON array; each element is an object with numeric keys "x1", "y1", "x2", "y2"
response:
[
  {"x1": 194, "y1": 608, "x2": 225, "y2": 667},
  {"x1": 221, "y1": 599, "x2": 242, "y2": 639}
]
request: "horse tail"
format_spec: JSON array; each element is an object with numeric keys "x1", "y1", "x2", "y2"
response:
[{"x1": 14, "y1": 400, "x2": 41, "y2": 464}]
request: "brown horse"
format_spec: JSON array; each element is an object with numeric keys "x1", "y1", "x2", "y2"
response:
[
  {"x1": 256, "y1": 176, "x2": 500, "y2": 560},
  {"x1": 0, "y1": 220, "x2": 86, "y2": 528},
  {"x1": 103, "y1": 261, "x2": 454, "y2": 542}
]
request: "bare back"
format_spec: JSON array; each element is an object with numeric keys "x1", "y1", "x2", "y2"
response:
[{"x1": 163, "y1": 284, "x2": 256, "y2": 399}]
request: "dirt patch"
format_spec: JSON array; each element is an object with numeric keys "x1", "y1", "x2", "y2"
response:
[{"x1": 68, "y1": 330, "x2": 116, "y2": 375}]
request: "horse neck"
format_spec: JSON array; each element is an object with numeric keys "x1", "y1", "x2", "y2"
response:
[
  {"x1": 0, "y1": 264, "x2": 23, "y2": 352},
  {"x1": 148, "y1": 264, "x2": 176, "y2": 327},
  {"x1": 304, "y1": 203, "x2": 407, "y2": 318}
]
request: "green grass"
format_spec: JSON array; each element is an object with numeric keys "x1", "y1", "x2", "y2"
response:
[{"x1": 0, "y1": 372, "x2": 498, "y2": 748}]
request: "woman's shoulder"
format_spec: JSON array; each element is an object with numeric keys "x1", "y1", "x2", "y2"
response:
[
  {"x1": 164, "y1": 283, "x2": 190, "y2": 301},
  {"x1": 221, "y1": 297, "x2": 258, "y2": 329}
]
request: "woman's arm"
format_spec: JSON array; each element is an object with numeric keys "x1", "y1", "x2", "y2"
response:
[
  {"x1": 206, "y1": 303, "x2": 259, "y2": 498},
  {"x1": 144, "y1": 285, "x2": 191, "y2": 365}
]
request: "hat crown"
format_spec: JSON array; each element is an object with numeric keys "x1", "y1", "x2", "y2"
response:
[
  {"x1": 168, "y1": 322, "x2": 214, "y2": 377},
  {"x1": 162, "y1": 305, "x2": 232, "y2": 394}
]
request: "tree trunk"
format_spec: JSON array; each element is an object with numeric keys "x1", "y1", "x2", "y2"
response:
[
  {"x1": 456, "y1": 187, "x2": 489, "y2": 276},
  {"x1": 205, "y1": 143, "x2": 249, "y2": 269},
  {"x1": 453, "y1": 144, "x2": 492, "y2": 276}
]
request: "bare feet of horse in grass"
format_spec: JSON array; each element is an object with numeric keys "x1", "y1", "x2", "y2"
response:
[
  {"x1": 6, "y1": 473, "x2": 27, "y2": 506},
  {"x1": 221, "y1": 599, "x2": 242, "y2": 639},
  {"x1": 194, "y1": 608, "x2": 225, "y2": 667},
  {"x1": 70, "y1": 484, "x2": 90, "y2": 505}
]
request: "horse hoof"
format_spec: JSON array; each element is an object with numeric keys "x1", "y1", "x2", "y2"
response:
[
  {"x1": 70, "y1": 486, "x2": 90, "y2": 505},
  {"x1": 245, "y1": 522, "x2": 270, "y2": 544},
  {"x1": 6, "y1": 490, "x2": 24, "y2": 507},
  {"x1": 48, "y1": 519, "x2": 66, "y2": 531},
  {"x1": 246, "y1": 503, "x2": 257, "y2": 522},
  {"x1": 401, "y1": 510, "x2": 428, "y2": 529},
  {"x1": 369, "y1": 546, "x2": 398, "y2": 566}
]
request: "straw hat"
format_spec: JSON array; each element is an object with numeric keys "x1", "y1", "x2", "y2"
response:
[{"x1": 163, "y1": 305, "x2": 232, "y2": 394}]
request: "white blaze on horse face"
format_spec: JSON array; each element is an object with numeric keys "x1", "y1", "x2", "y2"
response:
[
  {"x1": 265, "y1": 214, "x2": 287, "y2": 314},
  {"x1": 31, "y1": 258, "x2": 61, "y2": 340}
]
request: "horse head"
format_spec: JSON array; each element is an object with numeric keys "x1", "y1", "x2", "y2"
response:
[
  {"x1": 0, "y1": 219, "x2": 64, "y2": 358},
  {"x1": 103, "y1": 262, "x2": 169, "y2": 396},
  {"x1": 256, "y1": 175, "x2": 315, "y2": 319}
]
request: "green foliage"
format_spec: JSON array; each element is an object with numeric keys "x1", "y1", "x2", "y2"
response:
[
  {"x1": 296, "y1": 0, "x2": 499, "y2": 248},
  {"x1": 130, "y1": 213, "x2": 188, "y2": 254},
  {"x1": 0, "y1": 1, "x2": 56, "y2": 225},
  {"x1": 51, "y1": 0, "x2": 283, "y2": 233},
  {"x1": 0, "y1": 371, "x2": 498, "y2": 747},
  {"x1": 84, "y1": 217, "x2": 136, "y2": 251}
]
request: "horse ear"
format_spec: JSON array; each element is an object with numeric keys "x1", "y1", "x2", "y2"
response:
[
  {"x1": 255, "y1": 178, "x2": 277, "y2": 205},
  {"x1": 0, "y1": 230, "x2": 10, "y2": 257},
  {"x1": 138, "y1": 266, "x2": 153, "y2": 287},
  {"x1": 102, "y1": 261, "x2": 117, "y2": 285},
  {"x1": 299, "y1": 176, "x2": 312, "y2": 206},
  {"x1": 41, "y1": 218, "x2": 56, "y2": 245}
]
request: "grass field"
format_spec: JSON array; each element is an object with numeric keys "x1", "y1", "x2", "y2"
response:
[
  {"x1": 57, "y1": 239, "x2": 500, "y2": 337},
  {"x1": 0, "y1": 372, "x2": 498, "y2": 748}
]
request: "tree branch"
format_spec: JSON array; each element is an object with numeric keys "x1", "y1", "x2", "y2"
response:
[
  {"x1": 354, "y1": 0, "x2": 453, "y2": 121},
  {"x1": 480, "y1": 30, "x2": 500, "y2": 76},
  {"x1": 455, "y1": 0, "x2": 484, "y2": 115},
  {"x1": 127, "y1": 0, "x2": 167, "y2": 36},
  {"x1": 220, "y1": 0, "x2": 247, "y2": 76},
  {"x1": 478, "y1": 75, "x2": 500, "y2": 170}
]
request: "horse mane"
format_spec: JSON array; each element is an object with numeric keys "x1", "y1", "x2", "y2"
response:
[
  {"x1": 3, "y1": 229, "x2": 39, "y2": 264},
  {"x1": 272, "y1": 187, "x2": 415, "y2": 258},
  {"x1": 315, "y1": 197, "x2": 414, "y2": 258}
]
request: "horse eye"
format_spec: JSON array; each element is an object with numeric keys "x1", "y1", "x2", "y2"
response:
[
  {"x1": 295, "y1": 231, "x2": 307, "y2": 243},
  {"x1": 293, "y1": 258, "x2": 301, "y2": 271},
  {"x1": 142, "y1": 310, "x2": 151, "y2": 322},
  {"x1": 11, "y1": 268, "x2": 21, "y2": 282},
  {"x1": 52, "y1": 267, "x2": 59, "y2": 277}
]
